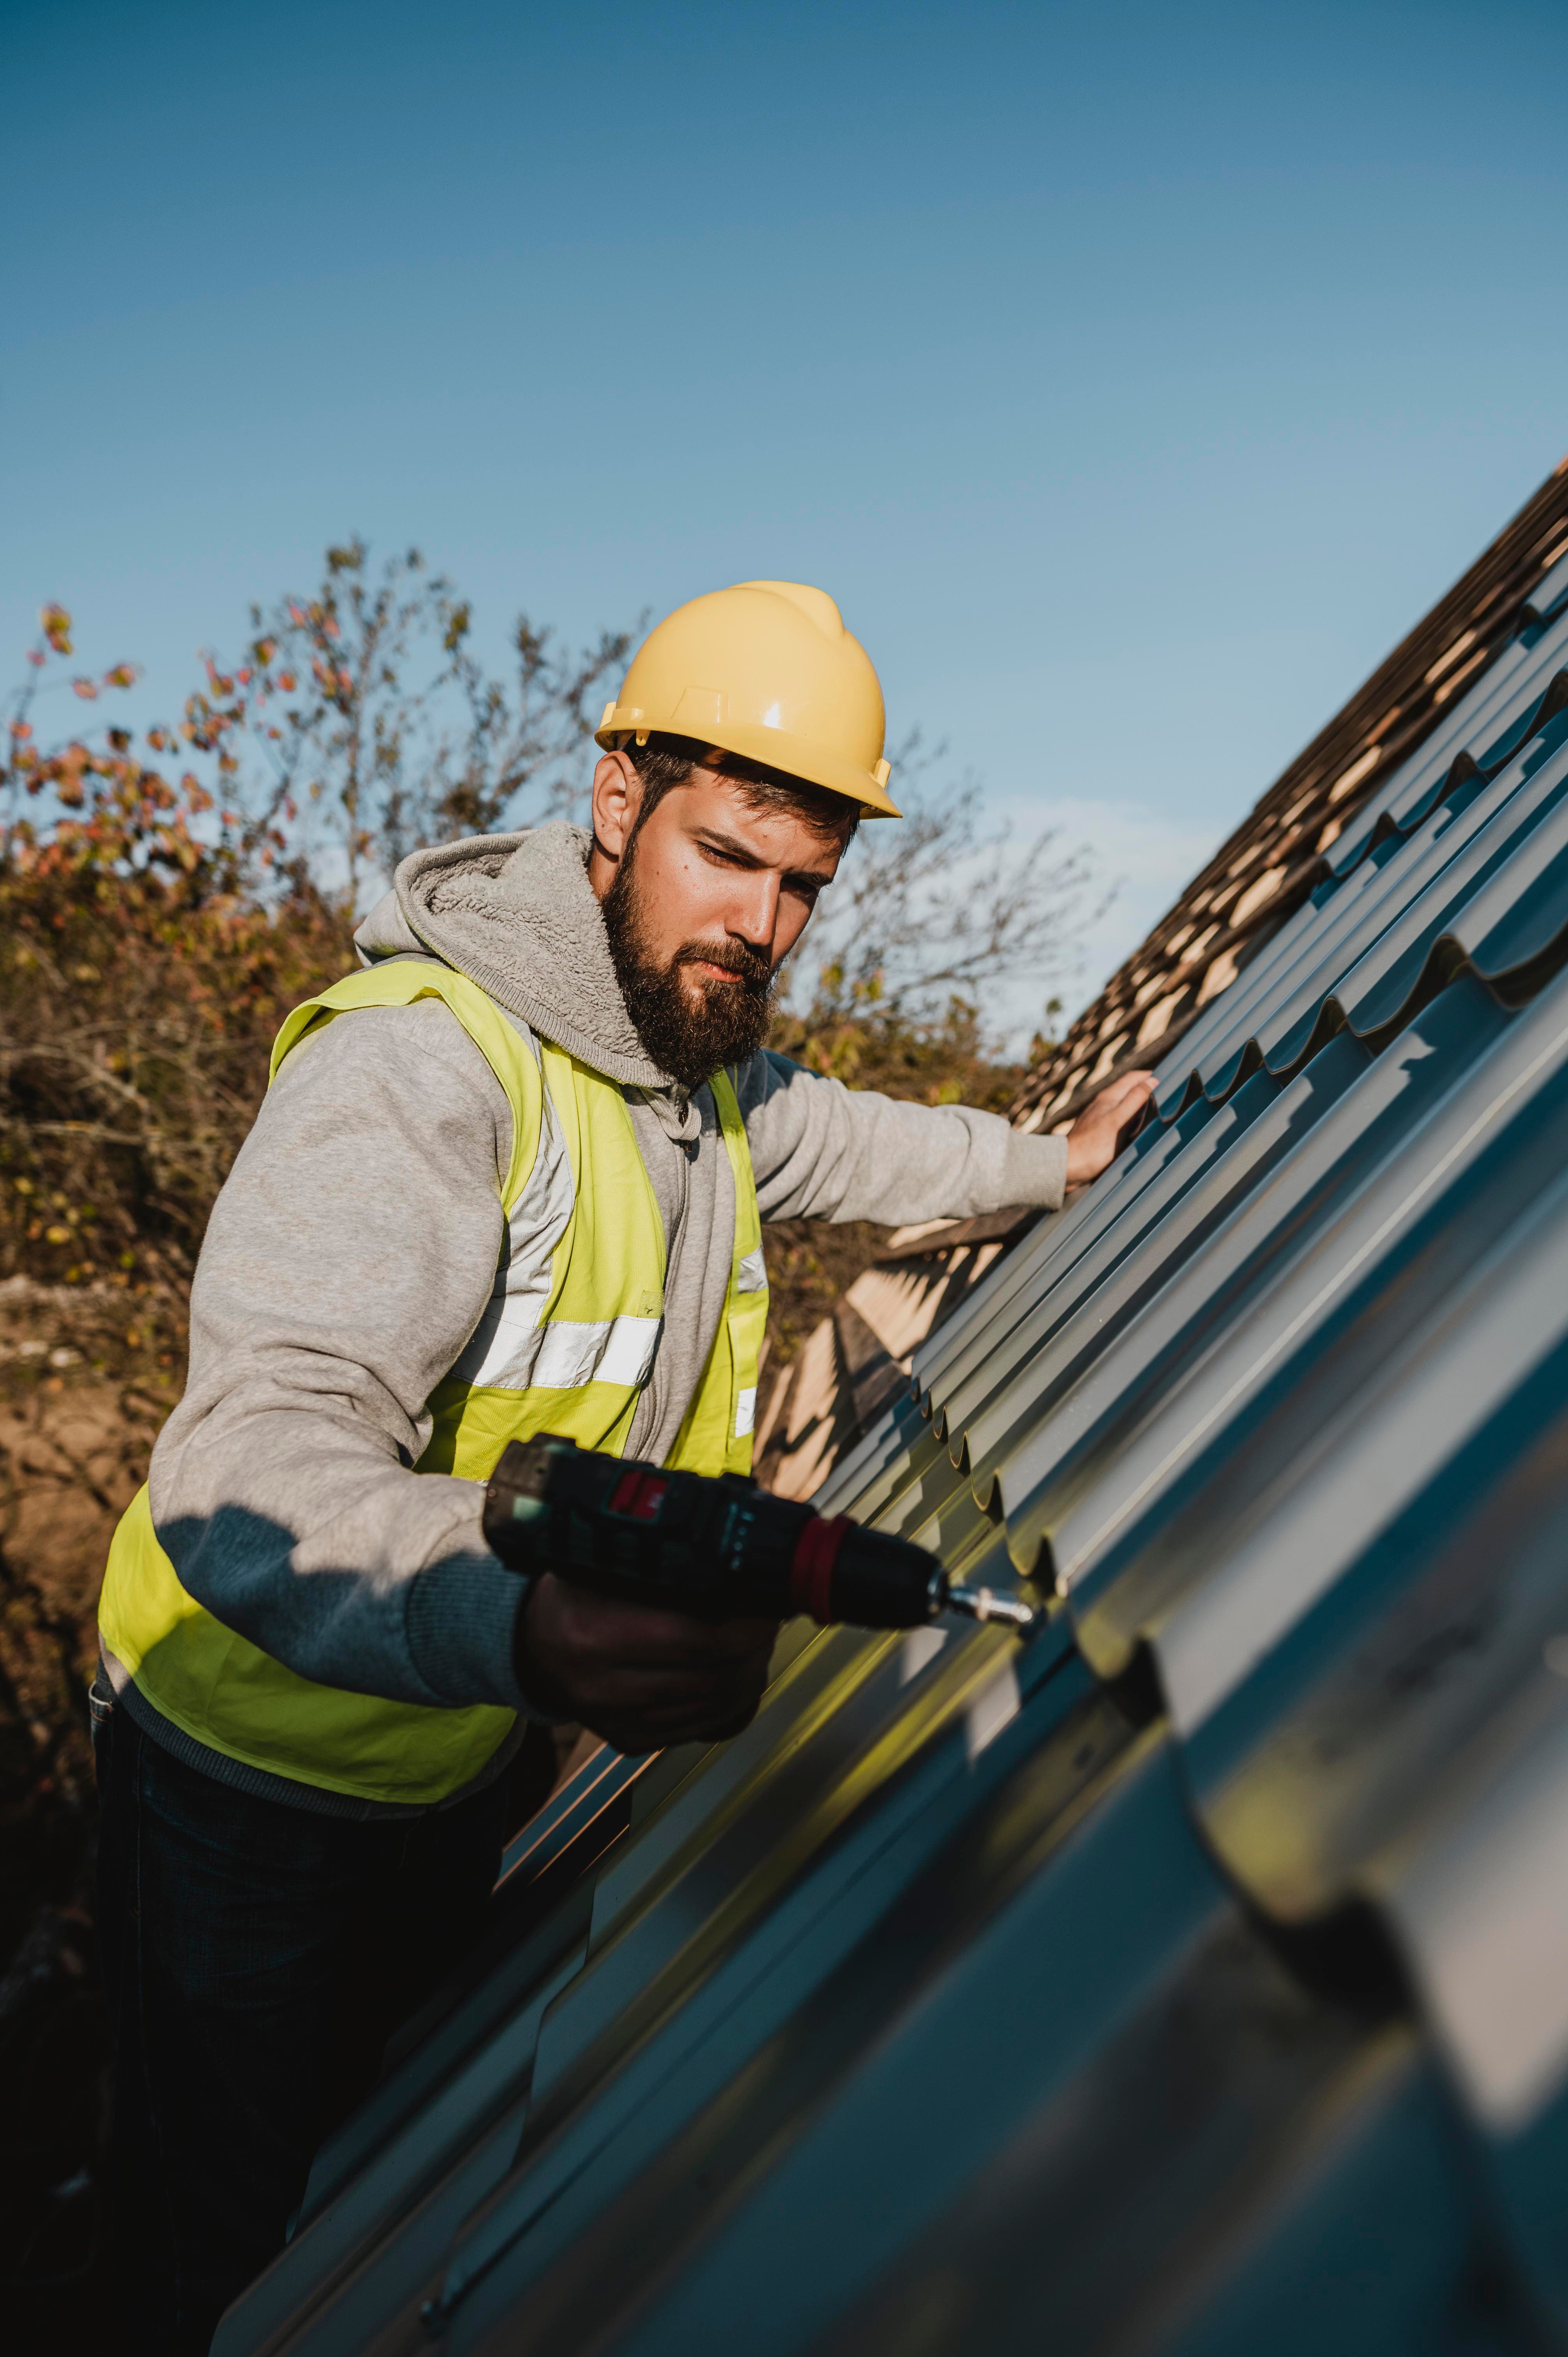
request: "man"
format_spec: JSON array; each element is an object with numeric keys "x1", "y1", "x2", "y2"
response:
[{"x1": 94, "y1": 579, "x2": 1154, "y2": 2352}]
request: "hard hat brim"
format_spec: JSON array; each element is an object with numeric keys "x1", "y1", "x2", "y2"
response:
[{"x1": 594, "y1": 708, "x2": 901, "y2": 820}]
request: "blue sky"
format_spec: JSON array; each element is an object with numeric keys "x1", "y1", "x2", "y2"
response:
[{"x1": 6, "y1": 0, "x2": 1567, "y2": 1039}]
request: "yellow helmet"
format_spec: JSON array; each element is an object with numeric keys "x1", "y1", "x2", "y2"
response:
[{"x1": 595, "y1": 580, "x2": 899, "y2": 818}]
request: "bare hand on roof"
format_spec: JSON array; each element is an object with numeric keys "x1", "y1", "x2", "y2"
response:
[{"x1": 1064, "y1": 1069, "x2": 1158, "y2": 1189}]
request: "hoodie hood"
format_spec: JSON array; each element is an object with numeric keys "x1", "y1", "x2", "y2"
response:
[{"x1": 354, "y1": 825, "x2": 686, "y2": 1104}]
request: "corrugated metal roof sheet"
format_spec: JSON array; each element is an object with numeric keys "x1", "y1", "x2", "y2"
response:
[
  {"x1": 217, "y1": 460, "x2": 1568, "y2": 2357},
  {"x1": 1014, "y1": 456, "x2": 1568, "y2": 1133},
  {"x1": 755, "y1": 456, "x2": 1568, "y2": 1508}
]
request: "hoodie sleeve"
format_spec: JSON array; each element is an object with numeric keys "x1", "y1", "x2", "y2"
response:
[
  {"x1": 733, "y1": 1050, "x2": 1068, "y2": 1225},
  {"x1": 144, "y1": 1000, "x2": 549, "y2": 1718}
]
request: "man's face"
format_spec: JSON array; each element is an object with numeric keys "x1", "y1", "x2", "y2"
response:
[{"x1": 589, "y1": 757, "x2": 849, "y2": 1090}]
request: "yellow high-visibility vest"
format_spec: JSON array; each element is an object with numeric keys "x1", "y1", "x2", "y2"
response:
[{"x1": 98, "y1": 961, "x2": 769, "y2": 1806}]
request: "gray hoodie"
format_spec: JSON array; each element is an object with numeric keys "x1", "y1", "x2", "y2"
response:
[{"x1": 110, "y1": 825, "x2": 1067, "y2": 1813}]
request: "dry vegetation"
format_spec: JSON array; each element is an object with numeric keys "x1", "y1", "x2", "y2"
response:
[{"x1": 0, "y1": 559, "x2": 1089, "y2": 2338}]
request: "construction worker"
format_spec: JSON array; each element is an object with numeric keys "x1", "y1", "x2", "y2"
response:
[{"x1": 92, "y1": 580, "x2": 1155, "y2": 2353}]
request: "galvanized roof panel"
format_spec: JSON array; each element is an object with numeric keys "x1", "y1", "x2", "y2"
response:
[
  {"x1": 1016, "y1": 466, "x2": 1568, "y2": 1134},
  {"x1": 1155, "y1": 623, "x2": 1568, "y2": 1113},
  {"x1": 1056, "y1": 975, "x2": 1568, "y2": 1656}
]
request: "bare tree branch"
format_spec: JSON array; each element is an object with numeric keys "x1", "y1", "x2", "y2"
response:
[
  {"x1": 216, "y1": 544, "x2": 636, "y2": 893},
  {"x1": 780, "y1": 727, "x2": 1113, "y2": 1041}
]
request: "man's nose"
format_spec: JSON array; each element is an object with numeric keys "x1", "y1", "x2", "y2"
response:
[{"x1": 730, "y1": 871, "x2": 779, "y2": 949}]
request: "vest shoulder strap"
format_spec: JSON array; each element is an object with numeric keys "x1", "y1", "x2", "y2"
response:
[
  {"x1": 710, "y1": 1067, "x2": 762, "y2": 1271},
  {"x1": 270, "y1": 961, "x2": 542, "y2": 1204}
]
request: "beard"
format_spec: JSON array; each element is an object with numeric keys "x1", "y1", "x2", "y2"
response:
[{"x1": 602, "y1": 839, "x2": 777, "y2": 1092}]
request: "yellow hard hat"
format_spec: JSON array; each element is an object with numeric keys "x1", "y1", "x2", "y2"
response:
[{"x1": 595, "y1": 580, "x2": 899, "y2": 818}]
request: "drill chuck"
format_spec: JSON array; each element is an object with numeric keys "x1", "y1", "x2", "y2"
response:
[{"x1": 481, "y1": 1435, "x2": 1034, "y2": 1633}]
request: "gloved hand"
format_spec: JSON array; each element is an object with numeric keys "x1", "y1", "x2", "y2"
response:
[{"x1": 514, "y1": 1574, "x2": 778, "y2": 1754}]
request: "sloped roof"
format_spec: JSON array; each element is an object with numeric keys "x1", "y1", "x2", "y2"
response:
[
  {"x1": 1015, "y1": 453, "x2": 1568, "y2": 1131},
  {"x1": 218, "y1": 459, "x2": 1568, "y2": 2357},
  {"x1": 757, "y1": 454, "x2": 1568, "y2": 1501},
  {"x1": 754, "y1": 1208, "x2": 1033, "y2": 1497}
]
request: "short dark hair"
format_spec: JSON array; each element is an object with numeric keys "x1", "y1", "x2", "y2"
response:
[{"x1": 622, "y1": 733, "x2": 860, "y2": 845}]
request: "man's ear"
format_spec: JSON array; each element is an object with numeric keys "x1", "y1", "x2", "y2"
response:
[{"x1": 590, "y1": 751, "x2": 643, "y2": 864}]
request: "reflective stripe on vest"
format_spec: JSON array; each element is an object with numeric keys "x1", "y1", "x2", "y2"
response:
[{"x1": 97, "y1": 961, "x2": 769, "y2": 1806}]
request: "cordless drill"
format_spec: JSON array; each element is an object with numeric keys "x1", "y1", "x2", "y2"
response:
[{"x1": 481, "y1": 1435, "x2": 1035, "y2": 1631}]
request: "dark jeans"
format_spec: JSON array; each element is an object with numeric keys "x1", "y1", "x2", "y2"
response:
[{"x1": 95, "y1": 1699, "x2": 508, "y2": 2357}]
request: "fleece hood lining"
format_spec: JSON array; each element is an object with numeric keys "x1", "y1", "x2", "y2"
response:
[{"x1": 354, "y1": 824, "x2": 686, "y2": 1099}]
